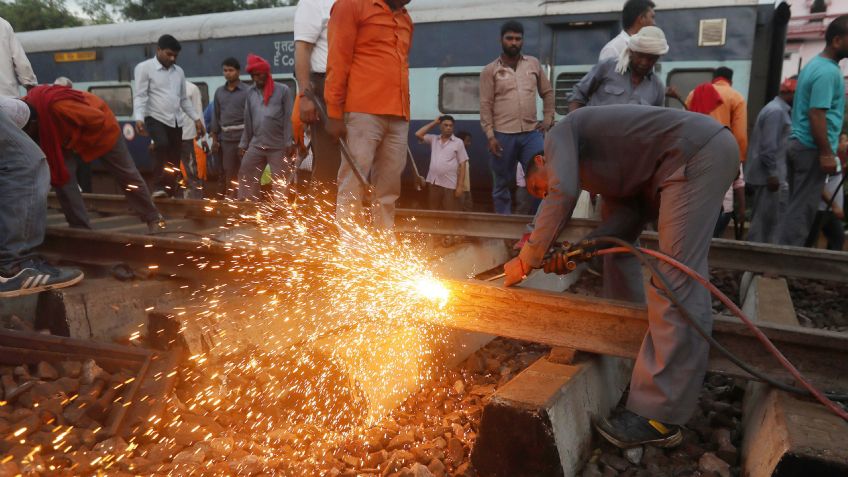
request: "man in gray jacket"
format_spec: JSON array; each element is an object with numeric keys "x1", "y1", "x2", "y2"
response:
[
  {"x1": 238, "y1": 54, "x2": 294, "y2": 201},
  {"x1": 745, "y1": 78, "x2": 796, "y2": 244},
  {"x1": 503, "y1": 105, "x2": 738, "y2": 447}
]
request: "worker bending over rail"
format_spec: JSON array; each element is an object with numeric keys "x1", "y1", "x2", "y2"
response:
[
  {"x1": 503, "y1": 105, "x2": 738, "y2": 448},
  {"x1": 21, "y1": 85, "x2": 165, "y2": 231}
]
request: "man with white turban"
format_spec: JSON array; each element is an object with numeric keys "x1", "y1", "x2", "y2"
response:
[
  {"x1": 569, "y1": 26, "x2": 670, "y2": 112},
  {"x1": 566, "y1": 26, "x2": 671, "y2": 306}
]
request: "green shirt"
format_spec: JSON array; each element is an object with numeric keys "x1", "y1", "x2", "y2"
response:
[{"x1": 791, "y1": 55, "x2": 845, "y2": 153}]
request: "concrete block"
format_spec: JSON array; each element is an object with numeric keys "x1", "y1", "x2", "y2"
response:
[
  {"x1": 740, "y1": 275, "x2": 796, "y2": 327},
  {"x1": 35, "y1": 278, "x2": 189, "y2": 342},
  {"x1": 471, "y1": 355, "x2": 632, "y2": 477},
  {"x1": 742, "y1": 385, "x2": 848, "y2": 477},
  {"x1": 741, "y1": 273, "x2": 848, "y2": 477}
]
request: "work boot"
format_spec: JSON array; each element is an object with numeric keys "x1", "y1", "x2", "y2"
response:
[
  {"x1": 147, "y1": 214, "x2": 167, "y2": 233},
  {"x1": 0, "y1": 259, "x2": 84, "y2": 298},
  {"x1": 595, "y1": 409, "x2": 682, "y2": 449}
]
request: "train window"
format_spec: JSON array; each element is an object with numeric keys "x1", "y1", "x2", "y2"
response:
[
  {"x1": 192, "y1": 82, "x2": 209, "y2": 110},
  {"x1": 665, "y1": 69, "x2": 714, "y2": 109},
  {"x1": 439, "y1": 74, "x2": 480, "y2": 114},
  {"x1": 273, "y1": 77, "x2": 297, "y2": 93},
  {"x1": 554, "y1": 72, "x2": 587, "y2": 115},
  {"x1": 88, "y1": 85, "x2": 133, "y2": 117}
]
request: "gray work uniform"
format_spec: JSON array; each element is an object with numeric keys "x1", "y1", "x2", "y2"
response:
[
  {"x1": 568, "y1": 58, "x2": 666, "y2": 108},
  {"x1": 745, "y1": 96, "x2": 791, "y2": 244},
  {"x1": 211, "y1": 82, "x2": 249, "y2": 197},
  {"x1": 568, "y1": 57, "x2": 666, "y2": 304},
  {"x1": 238, "y1": 82, "x2": 294, "y2": 201},
  {"x1": 519, "y1": 105, "x2": 738, "y2": 424}
]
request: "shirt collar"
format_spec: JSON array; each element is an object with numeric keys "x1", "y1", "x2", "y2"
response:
[
  {"x1": 623, "y1": 63, "x2": 653, "y2": 79},
  {"x1": 372, "y1": 0, "x2": 407, "y2": 14},
  {"x1": 776, "y1": 96, "x2": 791, "y2": 111},
  {"x1": 497, "y1": 55, "x2": 526, "y2": 67},
  {"x1": 154, "y1": 57, "x2": 171, "y2": 71}
]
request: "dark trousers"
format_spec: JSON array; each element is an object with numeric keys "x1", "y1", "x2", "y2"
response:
[
  {"x1": 714, "y1": 210, "x2": 732, "y2": 238},
  {"x1": 308, "y1": 73, "x2": 342, "y2": 206},
  {"x1": 806, "y1": 210, "x2": 846, "y2": 251},
  {"x1": 778, "y1": 140, "x2": 826, "y2": 246},
  {"x1": 220, "y1": 140, "x2": 241, "y2": 199},
  {"x1": 426, "y1": 183, "x2": 461, "y2": 211},
  {"x1": 145, "y1": 117, "x2": 183, "y2": 197},
  {"x1": 515, "y1": 186, "x2": 541, "y2": 215},
  {"x1": 55, "y1": 138, "x2": 160, "y2": 228},
  {"x1": 490, "y1": 130, "x2": 544, "y2": 214}
]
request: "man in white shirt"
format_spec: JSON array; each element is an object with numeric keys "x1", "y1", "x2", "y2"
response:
[
  {"x1": 179, "y1": 81, "x2": 205, "y2": 199},
  {"x1": 133, "y1": 34, "x2": 204, "y2": 198},
  {"x1": 599, "y1": 0, "x2": 656, "y2": 62},
  {"x1": 294, "y1": 0, "x2": 341, "y2": 205},
  {"x1": 0, "y1": 17, "x2": 36, "y2": 97},
  {"x1": 415, "y1": 115, "x2": 468, "y2": 211}
]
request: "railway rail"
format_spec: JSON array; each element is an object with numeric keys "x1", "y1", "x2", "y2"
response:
[{"x1": 44, "y1": 193, "x2": 848, "y2": 283}]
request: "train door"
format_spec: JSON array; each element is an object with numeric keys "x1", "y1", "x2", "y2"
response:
[{"x1": 547, "y1": 21, "x2": 616, "y2": 119}]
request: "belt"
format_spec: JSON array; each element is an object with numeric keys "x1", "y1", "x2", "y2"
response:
[
  {"x1": 311, "y1": 72, "x2": 326, "y2": 78},
  {"x1": 221, "y1": 124, "x2": 245, "y2": 132}
]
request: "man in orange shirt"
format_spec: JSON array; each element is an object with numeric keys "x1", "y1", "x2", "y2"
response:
[
  {"x1": 324, "y1": 0, "x2": 413, "y2": 233},
  {"x1": 686, "y1": 67, "x2": 748, "y2": 237},
  {"x1": 23, "y1": 85, "x2": 163, "y2": 231}
]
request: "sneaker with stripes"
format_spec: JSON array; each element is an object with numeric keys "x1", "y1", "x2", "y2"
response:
[{"x1": 0, "y1": 261, "x2": 84, "y2": 298}]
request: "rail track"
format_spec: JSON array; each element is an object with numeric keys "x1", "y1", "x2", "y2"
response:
[{"x1": 43, "y1": 193, "x2": 848, "y2": 283}]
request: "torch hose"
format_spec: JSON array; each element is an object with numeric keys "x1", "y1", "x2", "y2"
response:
[{"x1": 587, "y1": 236, "x2": 848, "y2": 421}]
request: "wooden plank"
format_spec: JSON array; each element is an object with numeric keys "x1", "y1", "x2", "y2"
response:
[
  {"x1": 440, "y1": 279, "x2": 848, "y2": 393},
  {"x1": 0, "y1": 347, "x2": 143, "y2": 373},
  {"x1": 0, "y1": 328, "x2": 150, "y2": 360}
]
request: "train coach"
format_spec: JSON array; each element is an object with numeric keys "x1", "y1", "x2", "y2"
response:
[{"x1": 18, "y1": 0, "x2": 789, "y2": 210}]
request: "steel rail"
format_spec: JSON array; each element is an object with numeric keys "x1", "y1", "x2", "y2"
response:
[
  {"x1": 47, "y1": 194, "x2": 848, "y2": 282},
  {"x1": 441, "y1": 279, "x2": 848, "y2": 394},
  {"x1": 36, "y1": 212, "x2": 848, "y2": 392}
]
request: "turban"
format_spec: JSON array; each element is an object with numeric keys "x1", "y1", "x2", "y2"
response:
[
  {"x1": 246, "y1": 53, "x2": 274, "y2": 105},
  {"x1": 615, "y1": 26, "x2": 669, "y2": 75},
  {"x1": 0, "y1": 96, "x2": 31, "y2": 129},
  {"x1": 780, "y1": 78, "x2": 798, "y2": 93}
]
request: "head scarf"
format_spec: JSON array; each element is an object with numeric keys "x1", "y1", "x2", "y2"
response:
[
  {"x1": 0, "y1": 96, "x2": 31, "y2": 129},
  {"x1": 245, "y1": 53, "x2": 274, "y2": 105},
  {"x1": 24, "y1": 85, "x2": 87, "y2": 187},
  {"x1": 780, "y1": 78, "x2": 798, "y2": 93},
  {"x1": 615, "y1": 26, "x2": 669, "y2": 75},
  {"x1": 688, "y1": 83, "x2": 723, "y2": 115}
]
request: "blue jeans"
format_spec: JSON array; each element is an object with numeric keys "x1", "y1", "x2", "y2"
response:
[
  {"x1": 0, "y1": 150, "x2": 49, "y2": 275},
  {"x1": 490, "y1": 130, "x2": 544, "y2": 214}
]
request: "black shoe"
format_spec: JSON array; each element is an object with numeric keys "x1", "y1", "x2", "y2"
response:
[
  {"x1": 147, "y1": 214, "x2": 167, "y2": 233},
  {"x1": 595, "y1": 410, "x2": 683, "y2": 449},
  {"x1": 0, "y1": 260, "x2": 84, "y2": 298}
]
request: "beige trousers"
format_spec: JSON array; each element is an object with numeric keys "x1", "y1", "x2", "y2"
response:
[{"x1": 335, "y1": 112, "x2": 409, "y2": 231}]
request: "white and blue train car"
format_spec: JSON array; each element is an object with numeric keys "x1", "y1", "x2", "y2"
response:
[{"x1": 18, "y1": 0, "x2": 789, "y2": 209}]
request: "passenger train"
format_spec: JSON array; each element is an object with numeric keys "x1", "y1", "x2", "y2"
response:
[{"x1": 18, "y1": 0, "x2": 790, "y2": 209}]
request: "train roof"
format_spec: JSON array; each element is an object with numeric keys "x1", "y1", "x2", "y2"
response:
[{"x1": 18, "y1": 0, "x2": 771, "y2": 53}]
